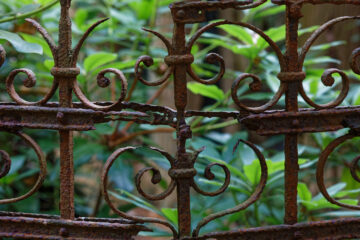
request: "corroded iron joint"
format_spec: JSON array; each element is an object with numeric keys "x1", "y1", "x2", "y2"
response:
[
  {"x1": 169, "y1": 168, "x2": 197, "y2": 179},
  {"x1": 164, "y1": 54, "x2": 194, "y2": 66},
  {"x1": 277, "y1": 72, "x2": 306, "y2": 82},
  {"x1": 51, "y1": 67, "x2": 80, "y2": 78},
  {"x1": 179, "y1": 124, "x2": 192, "y2": 139}
]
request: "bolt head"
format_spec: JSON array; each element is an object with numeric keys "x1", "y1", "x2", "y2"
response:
[
  {"x1": 176, "y1": 10, "x2": 185, "y2": 19},
  {"x1": 59, "y1": 227, "x2": 69, "y2": 237}
]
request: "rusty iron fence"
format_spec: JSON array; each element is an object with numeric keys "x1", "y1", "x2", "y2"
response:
[{"x1": 0, "y1": 0, "x2": 360, "y2": 239}]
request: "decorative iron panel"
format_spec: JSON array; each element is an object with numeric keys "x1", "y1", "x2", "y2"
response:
[{"x1": 0, "y1": 0, "x2": 360, "y2": 239}]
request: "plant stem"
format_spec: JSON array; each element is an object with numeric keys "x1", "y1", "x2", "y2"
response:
[
  {"x1": 0, "y1": 0, "x2": 60, "y2": 24},
  {"x1": 190, "y1": 90, "x2": 231, "y2": 128},
  {"x1": 192, "y1": 119, "x2": 238, "y2": 133},
  {"x1": 109, "y1": 127, "x2": 174, "y2": 147}
]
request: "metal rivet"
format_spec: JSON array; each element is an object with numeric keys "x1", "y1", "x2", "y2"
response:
[
  {"x1": 57, "y1": 112, "x2": 65, "y2": 124},
  {"x1": 294, "y1": 231, "x2": 303, "y2": 239},
  {"x1": 292, "y1": 119, "x2": 300, "y2": 127},
  {"x1": 59, "y1": 227, "x2": 69, "y2": 237},
  {"x1": 176, "y1": 10, "x2": 185, "y2": 19}
]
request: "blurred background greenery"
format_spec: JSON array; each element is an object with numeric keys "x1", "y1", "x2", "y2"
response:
[{"x1": 0, "y1": 0, "x2": 360, "y2": 238}]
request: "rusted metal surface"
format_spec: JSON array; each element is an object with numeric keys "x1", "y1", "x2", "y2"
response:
[
  {"x1": 0, "y1": 212, "x2": 148, "y2": 240},
  {"x1": 0, "y1": 0, "x2": 360, "y2": 239},
  {"x1": 184, "y1": 218, "x2": 360, "y2": 240}
]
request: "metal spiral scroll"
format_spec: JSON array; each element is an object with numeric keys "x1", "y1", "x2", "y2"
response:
[
  {"x1": 298, "y1": 15, "x2": 360, "y2": 109},
  {"x1": 191, "y1": 162, "x2": 231, "y2": 197},
  {"x1": 192, "y1": 139, "x2": 268, "y2": 237},
  {"x1": 73, "y1": 68, "x2": 128, "y2": 111},
  {"x1": 186, "y1": 20, "x2": 286, "y2": 112},
  {"x1": 316, "y1": 133, "x2": 360, "y2": 210},
  {"x1": 0, "y1": 131, "x2": 46, "y2": 205},
  {"x1": 135, "y1": 28, "x2": 174, "y2": 86},
  {"x1": 3, "y1": 19, "x2": 58, "y2": 106},
  {"x1": 102, "y1": 146, "x2": 178, "y2": 238},
  {"x1": 101, "y1": 143, "x2": 246, "y2": 237},
  {"x1": 70, "y1": 18, "x2": 130, "y2": 111}
]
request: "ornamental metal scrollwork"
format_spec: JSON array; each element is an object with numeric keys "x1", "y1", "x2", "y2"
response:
[
  {"x1": 3, "y1": 19, "x2": 58, "y2": 106},
  {"x1": 316, "y1": 133, "x2": 360, "y2": 210},
  {"x1": 135, "y1": 29, "x2": 174, "y2": 86},
  {"x1": 298, "y1": 15, "x2": 360, "y2": 109},
  {"x1": 102, "y1": 146, "x2": 178, "y2": 238},
  {"x1": 0, "y1": 131, "x2": 46, "y2": 205},
  {"x1": 2, "y1": 0, "x2": 360, "y2": 239},
  {"x1": 101, "y1": 139, "x2": 267, "y2": 238},
  {"x1": 192, "y1": 139, "x2": 268, "y2": 237}
]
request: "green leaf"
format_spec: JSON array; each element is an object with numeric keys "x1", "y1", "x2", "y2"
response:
[
  {"x1": 298, "y1": 25, "x2": 319, "y2": 36},
  {"x1": 297, "y1": 182, "x2": 312, "y2": 201},
  {"x1": 20, "y1": 33, "x2": 52, "y2": 57},
  {"x1": 319, "y1": 211, "x2": 360, "y2": 218},
  {"x1": 161, "y1": 208, "x2": 178, "y2": 226},
  {"x1": 267, "y1": 158, "x2": 307, "y2": 175},
  {"x1": 254, "y1": 5, "x2": 285, "y2": 19},
  {"x1": 0, "y1": 30, "x2": 42, "y2": 54},
  {"x1": 304, "y1": 56, "x2": 341, "y2": 66},
  {"x1": 310, "y1": 41, "x2": 346, "y2": 51},
  {"x1": 74, "y1": 8, "x2": 89, "y2": 31},
  {"x1": 302, "y1": 198, "x2": 357, "y2": 211},
  {"x1": 187, "y1": 82, "x2": 225, "y2": 101},
  {"x1": 217, "y1": 24, "x2": 253, "y2": 44},
  {"x1": 15, "y1": 4, "x2": 41, "y2": 14},
  {"x1": 84, "y1": 52, "x2": 117, "y2": 72},
  {"x1": 128, "y1": 0, "x2": 156, "y2": 20},
  {"x1": 243, "y1": 159, "x2": 262, "y2": 185},
  {"x1": 43, "y1": 59, "x2": 54, "y2": 70},
  {"x1": 110, "y1": 8, "x2": 137, "y2": 24},
  {"x1": 109, "y1": 190, "x2": 161, "y2": 215},
  {"x1": 204, "y1": 156, "x2": 247, "y2": 181},
  {"x1": 257, "y1": 25, "x2": 286, "y2": 50},
  {"x1": 91, "y1": 60, "x2": 136, "y2": 75}
]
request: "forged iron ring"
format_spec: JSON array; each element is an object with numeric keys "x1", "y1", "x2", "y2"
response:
[
  {"x1": 277, "y1": 72, "x2": 306, "y2": 82},
  {"x1": 168, "y1": 168, "x2": 197, "y2": 179},
  {"x1": 164, "y1": 54, "x2": 194, "y2": 65},
  {"x1": 51, "y1": 67, "x2": 80, "y2": 78}
]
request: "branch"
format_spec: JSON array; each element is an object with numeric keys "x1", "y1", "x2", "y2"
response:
[
  {"x1": 109, "y1": 128, "x2": 174, "y2": 147},
  {"x1": 0, "y1": 0, "x2": 60, "y2": 24}
]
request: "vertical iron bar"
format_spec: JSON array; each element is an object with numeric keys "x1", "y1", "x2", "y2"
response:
[
  {"x1": 284, "y1": 3, "x2": 302, "y2": 225},
  {"x1": 58, "y1": 0, "x2": 75, "y2": 220},
  {"x1": 172, "y1": 21, "x2": 192, "y2": 238}
]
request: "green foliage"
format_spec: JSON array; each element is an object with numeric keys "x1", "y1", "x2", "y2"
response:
[
  {"x1": 1, "y1": 0, "x2": 360, "y2": 238},
  {"x1": 0, "y1": 29, "x2": 42, "y2": 54},
  {"x1": 187, "y1": 82, "x2": 225, "y2": 101}
]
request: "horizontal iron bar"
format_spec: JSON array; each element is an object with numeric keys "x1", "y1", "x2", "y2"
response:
[
  {"x1": 2, "y1": 103, "x2": 360, "y2": 135},
  {"x1": 169, "y1": 0, "x2": 253, "y2": 23},
  {"x1": 272, "y1": 0, "x2": 360, "y2": 5},
  {"x1": 186, "y1": 217, "x2": 360, "y2": 240},
  {"x1": 0, "y1": 104, "x2": 175, "y2": 130},
  {"x1": 0, "y1": 212, "x2": 149, "y2": 240},
  {"x1": 240, "y1": 106, "x2": 360, "y2": 135}
]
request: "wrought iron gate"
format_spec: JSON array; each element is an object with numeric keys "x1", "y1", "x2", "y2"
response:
[{"x1": 0, "y1": 0, "x2": 360, "y2": 239}]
